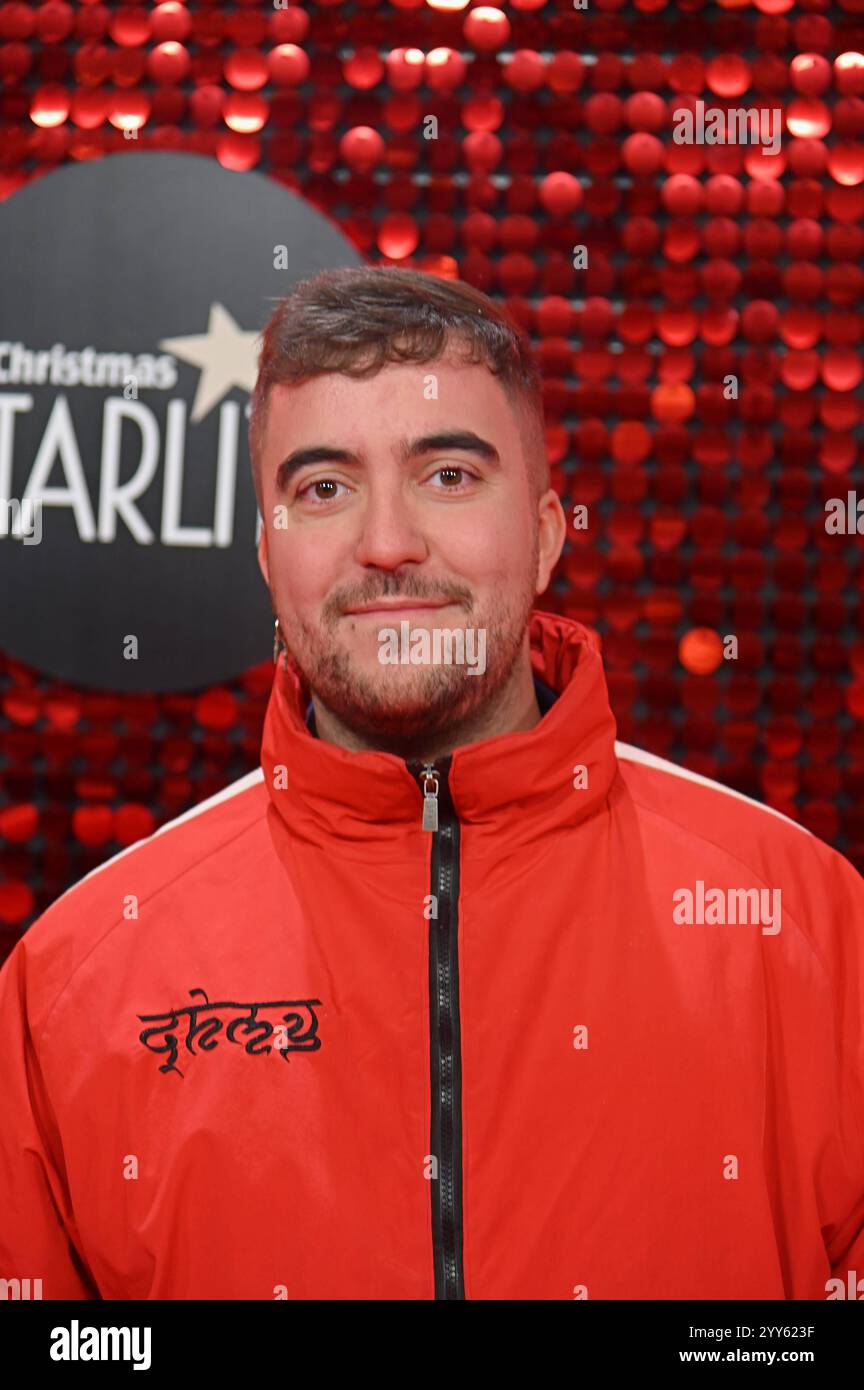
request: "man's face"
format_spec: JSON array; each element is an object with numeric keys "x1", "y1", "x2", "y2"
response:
[{"x1": 256, "y1": 354, "x2": 562, "y2": 746}]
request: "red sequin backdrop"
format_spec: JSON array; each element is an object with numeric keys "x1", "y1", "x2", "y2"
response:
[{"x1": 1, "y1": 0, "x2": 863, "y2": 958}]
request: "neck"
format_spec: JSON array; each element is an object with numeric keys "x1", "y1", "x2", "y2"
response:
[{"x1": 310, "y1": 649, "x2": 543, "y2": 762}]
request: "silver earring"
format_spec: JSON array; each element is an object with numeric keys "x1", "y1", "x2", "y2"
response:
[{"x1": 272, "y1": 617, "x2": 289, "y2": 671}]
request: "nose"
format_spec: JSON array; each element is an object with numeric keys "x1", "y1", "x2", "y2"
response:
[{"x1": 352, "y1": 477, "x2": 429, "y2": 571}]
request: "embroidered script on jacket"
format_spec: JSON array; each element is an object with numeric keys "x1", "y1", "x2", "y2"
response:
[{"x1": 137, "y1": 987, "x2": 322, "y2": 1077}]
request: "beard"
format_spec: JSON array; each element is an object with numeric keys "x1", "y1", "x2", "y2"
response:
[{"x1": 277, "y1": 561, "x2": 539, "y2": 756}]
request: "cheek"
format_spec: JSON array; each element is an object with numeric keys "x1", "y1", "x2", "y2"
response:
[
  {"x1": 266, "y1": 530, "x2": 335, "y2": 612},
  {"x1": 444, "y1": 528, "x2": 522, "y2": 586},
  {"x1": 445, "y1": 498, "x2": 531, "y2": 566}
]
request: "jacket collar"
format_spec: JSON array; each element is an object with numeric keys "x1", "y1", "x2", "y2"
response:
[{"x1": 261, "y1": 609, "x2": 619, "y2": 862}]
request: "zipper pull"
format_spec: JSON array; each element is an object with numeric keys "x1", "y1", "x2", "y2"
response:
[{"x1": 420, "y1": 764, "x2": 439, "y2": 833}]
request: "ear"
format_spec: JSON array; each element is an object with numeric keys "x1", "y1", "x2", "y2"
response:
[
  {"x1": 257, "y1": 523, "x2": 270, "y2": 588},
  {"x1": 535, "y1": 490, "x2": 567, "y2": 596}
]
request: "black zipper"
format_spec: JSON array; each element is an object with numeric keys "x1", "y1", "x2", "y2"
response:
[{"x1": 408, "y1": 755, "x2": 465, "y2": 1300}]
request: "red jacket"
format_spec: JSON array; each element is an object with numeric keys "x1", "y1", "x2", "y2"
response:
[{"x1": 1, "y1": 610, "x2": 863, "y2": 1300}]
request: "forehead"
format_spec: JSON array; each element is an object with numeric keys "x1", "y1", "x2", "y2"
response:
[{"x1": 260, "y1": 356, "x2": 524, "y2": 452}]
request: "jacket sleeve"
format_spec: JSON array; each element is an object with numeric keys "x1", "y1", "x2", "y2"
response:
[
  {"x1": 0, "y1": 937, "x2": 99, "y2": 1299},
  {"x1": 818, "y1": 848, "x2": 864, "y2": 1293}
]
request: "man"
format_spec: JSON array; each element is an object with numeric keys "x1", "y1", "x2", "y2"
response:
[{"x1": 1, "y1": 266, "x2": 862, "y2": 1301}]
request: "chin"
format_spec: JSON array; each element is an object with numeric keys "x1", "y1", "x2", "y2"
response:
[{"x1": 349, "y1": 669, "x2": 470, "y2": 714}]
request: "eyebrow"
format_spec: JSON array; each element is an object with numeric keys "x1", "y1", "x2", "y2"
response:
[{"x1": 274, "y1": 430, "x2": 501, "y2": 491}]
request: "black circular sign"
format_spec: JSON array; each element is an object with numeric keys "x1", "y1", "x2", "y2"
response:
[{"x1": 0, "y1": 152, "x2": 364, "y2": 691}]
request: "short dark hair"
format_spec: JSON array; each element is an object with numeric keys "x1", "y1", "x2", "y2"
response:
[{"x1": 248, "y1": 265, "x2": 549, "y2": 508}]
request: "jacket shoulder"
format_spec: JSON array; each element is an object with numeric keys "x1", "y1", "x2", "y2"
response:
[
  {"x1": 1, "y1": 769, "x2": 267, "y2": 1035},
  {"x1": 614, "y1": 740, "x2": 864, "y2": 973},
  {"x1": 614, "y1": 739, "x2": 815, "y2": 855}
]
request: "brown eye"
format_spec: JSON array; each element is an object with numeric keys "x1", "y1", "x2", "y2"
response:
[
  {"x1": 296, "y1": 478, "x2": 347, "y2": 504},
  {"x1": 429, "y1": 466, "x2": 477, "y2": 491}
]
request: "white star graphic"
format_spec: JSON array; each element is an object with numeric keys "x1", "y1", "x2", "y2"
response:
[{"x1": 159, "y1": 303, "x2": 262, "y2": 423}]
